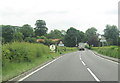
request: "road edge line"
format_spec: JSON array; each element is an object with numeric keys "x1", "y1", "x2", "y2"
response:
[
  {"x1": 90, "y1": 50, "x2": 119, "y2": 64},
  {"x1": 18, "y1": 56, "x2": 62, "y2": 81}
]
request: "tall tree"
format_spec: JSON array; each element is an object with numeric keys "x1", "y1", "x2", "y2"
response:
[
  {"x1": 2, "y1": 25, "x2": 14, "y2": 43},
  {"x1": 64, "y1": 27, "x2": 85, "y2": 47},
  {"x1": 34, "y1": 20, "x2": 48, "y2": 36},
  {"x1": 19, "y1": 24, "x2": 34, "y2": 39},
  {"x1": 85, "y1": 27, "x2": 97, "y2": 38},
  {"x1": 104, "y1": 25, "x2": 119, "y2": 45},
  {"x1": 85, "y1": 27, "x2": 98, "y2": 46}
]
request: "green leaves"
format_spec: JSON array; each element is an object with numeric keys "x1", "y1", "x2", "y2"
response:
[
  {"x1": 19, "y1": 24, "x2": 34, "y2": 39},
  {"x1": 35, "y1": 20, "x2": 48, "y2": 36},
  {"x1": 12, "y1": 32, "x2": 24, "y2": 42},
  {"x1": 2, "y1": 25, "x2": 14, "y2": 43},
  {"x1": 2, "y1": 42, "x2": 50, "y2": 66},
  {"x1": 104, "y1": 25, "x2": 119, "y2": 45},
  {"x1": 2, "y1": 24, "x2": 34, "y2": 43},
  {"x1": 64, "y1": 27, "x2": 85, "y2": 47}
]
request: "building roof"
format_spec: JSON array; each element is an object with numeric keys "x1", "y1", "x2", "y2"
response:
[
  {"x1": 36, "y1": 39, "x2": 45, "y2": 42},
  {"x1": 52, "y1": 39, "x2": 60, "y2": 41},
  {"x1": 36, "y1": 39, "x2": 60, "y2": 42}
]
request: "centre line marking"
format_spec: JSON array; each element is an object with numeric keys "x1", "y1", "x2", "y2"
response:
[
  {"x1": 81, "y1": 61, "x2": 86, "y2": 66},
  {"x1": 87, "y1": 68, "x2": 100, "y2": 82},
  {"x1": 80, "y1": 57, "x2": 82, "y2": 60}
]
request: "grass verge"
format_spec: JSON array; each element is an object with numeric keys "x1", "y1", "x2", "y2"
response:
[
  {"x1": 2, "y1": 47, "x2": 78, "y2": 82},
  {"x1": 91, "y1": 46, "x2": 119, "y2": 59}
]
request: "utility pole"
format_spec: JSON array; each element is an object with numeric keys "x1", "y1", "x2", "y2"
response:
[{"x1": 76, "y1": 37, "x2": 77, "y2": 47}]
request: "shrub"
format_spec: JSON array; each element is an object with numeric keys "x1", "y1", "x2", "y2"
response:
[
  {"x1": 2, "y1": 42, "x2": 49, "y2": 67},
  {"x1": 24, "y1": 37, "x2": 36, "y2": 43}
]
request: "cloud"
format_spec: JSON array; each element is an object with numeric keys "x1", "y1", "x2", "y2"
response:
[
  {"x1": 105, "y1": 9, "x2": 117, "y2": 15},
  {"x1": 0, "y1": 0, "x2": 119, "y2": 34}
]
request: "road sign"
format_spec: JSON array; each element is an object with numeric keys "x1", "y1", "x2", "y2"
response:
[
  {"x1": 58, "y1": 40, "x2": 64, "y2": 47},
  {"x1": 100, "y1": 36, "x2": 106, "y2": 42},
  {"x1": 50, "y1": 45, "x2": 56, "y2": 52},
  {"x1": 100, "y1": 40, "x2": 106, "y2": 42}
]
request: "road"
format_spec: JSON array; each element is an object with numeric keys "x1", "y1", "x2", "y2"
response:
[{"x1": 19, "y1": 49, "x2": 118, "y2": 82}]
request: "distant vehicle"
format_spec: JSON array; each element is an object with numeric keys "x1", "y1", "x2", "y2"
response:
[{"x1": 78, "y1": 43, "x2": 85, "y2": 51}]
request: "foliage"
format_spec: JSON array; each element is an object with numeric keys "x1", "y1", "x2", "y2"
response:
[
  {"x1": 25, "y1": 37, "x2": 36, "y2": 43},
  {"x1": 64, "y1": 27, "x2": 85, "y2": 47},
  {"x1": 91, "y1": 46, "x2": 119, "y2": 58},
  {"x1": 34, "y1": 20, "x2": 48, "y2": 36},
  {"x1": 85, "y1": 27, "x2": 97, "y2": 38},
  {"x1": 87, "y1": 35, "x2": 99, "y2": 47},
  {"x1": 39, "y1": 36, "x2": 47, "y2": 39},
  {"x1": 12, "y1": 32, "x2": 24, "y2": 42},
  {"x1": 2, "y1": 25, "x2": 14, "y2": 43},
  {"x1": 85, "y1": 27, "x2": 99, "y2": 46},
  {"x1": 104, "y1": 25, "x2": 119, "y2": 45},
  {"x1": 2, "y1": 42, "x2": 49, "y2": 67},
  {"x1": 2, "y1": 42, "x2": 78, "y2": 81},
  {"x1": 19, "y1": 24, "x2": 34, "y2": 39},
  {"x1": 85, "y1": 44, "x2": 91, "y2": 49},
  {"x1": 47, "y1": 29, "x2": 65, "y2": 39}
]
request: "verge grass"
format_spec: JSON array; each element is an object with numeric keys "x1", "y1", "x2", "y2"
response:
[
  {"x1": 2, "y1": 53, "x2": 60, "y2": 81},
  {"x1": 91, "y1": 46, "x2": 119, "y2": 59},
  {"x1": 2, "y1": 42, "x2": 78, "y2": 82}
]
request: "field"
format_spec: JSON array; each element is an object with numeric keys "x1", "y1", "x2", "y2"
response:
[
  {"x1": 2, "y1": 42, "x2": 78, "y2": 81},
  {"x1": 91, "y1": 46, "x2": 119, "y2": 59}
]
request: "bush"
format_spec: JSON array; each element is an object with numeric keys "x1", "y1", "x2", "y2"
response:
[
  {"x1": 56, "y1": 46, "x2": 77, "y2": 54},
  {"x1": 24, "y1": 37, "x2": 36, "y2": 43},
  {"x1": 2, "y1": 42, "x2": 49, "y2": 67},
  {"x1": 85, "y1": 44, "x2": 91, "y2": 49}
]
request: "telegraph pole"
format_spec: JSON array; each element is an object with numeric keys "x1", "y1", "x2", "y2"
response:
[{"x1": 76, "y1": 37, "x2": 77, "y2": 47}]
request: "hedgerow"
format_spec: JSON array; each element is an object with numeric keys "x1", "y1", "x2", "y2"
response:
[{"x1": 2, "y1": 42, "x2": 49, "y2": 67}]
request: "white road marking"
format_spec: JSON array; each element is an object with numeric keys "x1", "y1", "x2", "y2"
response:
[
  {"x1": 81, "y1": 61, "x2": 86, "y2": 66},
  {"x1": 87, "y1": 68, "x2": 100, "y2": 82},
  {"x1": 90, "y1": 50, "x2": 118, "y2": 64},
  {"x1": 18, "y1": 56, "x2": 62, "y2": 81},
  {"x1": 80, "y1": 57, "x2": 82, "y2": 60},
  {"x1": 79, "y1": 55, "x2": 82, "y2": 60}
]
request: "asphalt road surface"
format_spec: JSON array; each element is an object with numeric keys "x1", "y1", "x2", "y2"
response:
[{"x1": 19, "y1": 49, "x2": 118, "y2": 82}]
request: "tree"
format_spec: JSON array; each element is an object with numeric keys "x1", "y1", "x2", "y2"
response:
[
  {"x1": 2, "y1": 25, "x2": 14, "y2": 43},
  {"x1": 12, "y1": 32, "x2": 24, "y2": 42},
  {"x1": 104, "y1": 25, "x2": 119, "y2": 45},
  {"x1": 85, "y1": 27, "x2": 99, "y2": 46},
  {"x1": 19, "y1": 24, "x2": 34, "y2": 39},
  {"x1": 64, "y1": 27, "x2": 85, "y2": 47},
  {"x1": 34, "y1": 20, "x2": 48, "y2": 36},
  {"x1": 85, "y1": 27, "x2": 97, "y2": 38},
  {"x1": 47, "y1": 29, "x2": 64, "y2": 39},
  {"x1": 87, "y1": 35, "x2": 99, "y2": 47}
]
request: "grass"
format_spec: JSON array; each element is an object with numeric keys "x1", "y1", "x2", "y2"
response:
[
  {"x1": 91, "y1": 46, "x2": 119, "y2": 59},
  {"x1": 2, "y1": 42, "x2": 78, "y2": 82},
  {"x1": 2, "y1": 53, "x2": 60, "y2": 81}
]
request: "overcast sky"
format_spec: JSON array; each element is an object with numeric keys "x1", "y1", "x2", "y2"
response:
[{"x1": 0, "y1": 0, "x2": 119, "y2": 34}]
